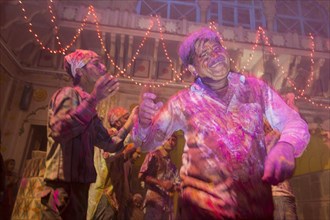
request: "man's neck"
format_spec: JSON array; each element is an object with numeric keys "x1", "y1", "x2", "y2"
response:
[{"x1": 202, "y1": 78, "x2": 229, "y2": 98}]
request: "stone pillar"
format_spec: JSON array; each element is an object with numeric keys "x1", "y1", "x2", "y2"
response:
[
  {"x1": 229, "y1": 49, "x2": 243, "y2": 72},
  {"x1": 152, "y1": 38, "x2": 159, "y2": 80},
  {"x1": 198, "y1": 0, "x2": 211, "y2": 23},
  {"x1": 109, "y1": 33, "x2": 116, "y2": 73},
  {"x1": 263, "y1": 0, "x2": 276, "y2": 31},
  {"x1": 273, "y1": 54, "x2": 294, "y2": 90},
  {"x1": 118, "y1": 34, "x2": 125, "y2": 69},
  {"x1": 127, "y1": 35, "x2": 134, "y2": 74},
  {"x1": 306, "y1": 58, "x2": 325, "y2": 95}
]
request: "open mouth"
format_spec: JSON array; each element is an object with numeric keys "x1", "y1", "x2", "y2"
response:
[{"x1": 209, "y1": 56, "x2": 226, "y2": 68}]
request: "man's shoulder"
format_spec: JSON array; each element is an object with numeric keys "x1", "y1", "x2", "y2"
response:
[
  {"x1": 49, "y1": 86, "x2": 81, "y2": 107},
  {"x1": 51, "y1": 86, "x2": 74, "y2": 97}
]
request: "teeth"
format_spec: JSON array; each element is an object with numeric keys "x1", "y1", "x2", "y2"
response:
[{"x1": 209, "y1": 56, "x2": 225, "y2": 67}]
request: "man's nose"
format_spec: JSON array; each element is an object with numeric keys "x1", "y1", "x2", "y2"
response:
[{"x1": 211, "y1": 50, "x2": 219, "y2": 57}]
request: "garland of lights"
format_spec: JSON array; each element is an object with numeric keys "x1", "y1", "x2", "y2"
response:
[
  {"x1": 18, "y1": 0, "x2": 91, "y2": 54},
  {"x1": 17, "y1": 1, "x2": 329, "y2": 109},
  {"x1": 301, "y1": 33, "x2": 315, "y2": 95},
  {"x1": 257, "y1": 27, "x2": 328, "y2": 109},
  {"x1": 209, "y1": 22, "x2": 329, "y2": 109},
  {"x1": 155, "y1": 15, "x2": 184, "y2": 83}
]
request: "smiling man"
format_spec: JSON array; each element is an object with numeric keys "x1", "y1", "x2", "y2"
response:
[{"x1": 132, "y1": 28, "x2": 310, "y2": 220}]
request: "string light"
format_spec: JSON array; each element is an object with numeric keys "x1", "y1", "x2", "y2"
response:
[
  {"x1": 155, "y1": 15, "x2": 185, "y2": 83},
  {"x1": 17, "y1": 2, "x2": 329, "y2": 108},
  {"x1": 47, "y1": 1, "x2": 92, "y2": 54},
  {"x1": 257, "y1": 27, "x2": 329, "y2": 109},
  {"x1": 19, "y1": 0, "x2": 92, "y2": 54},
  {"x1": 210, "y1": 23, "x2": 329, "y2": 109},
  {"x1": 300, "y1": 33, "x2": 315, "y2": 96},
  {"x1": 89, "y1": 7, "x2": 162, "y2": 87},
  {"x1": 48, "y1": 0, "x2": 63, "y2": 52}
]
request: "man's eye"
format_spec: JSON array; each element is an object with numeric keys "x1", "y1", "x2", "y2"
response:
[
  {"x1": 200, "y1": 52, "x2": 207, "y2": 58},
  {"x1": 214, "y1": 47, "x2": 221, "y2": 52}
]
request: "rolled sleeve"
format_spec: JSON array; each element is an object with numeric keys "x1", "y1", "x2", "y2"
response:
[{"x1": 264, "y1": 85, "x2": 310, "y2": 157}]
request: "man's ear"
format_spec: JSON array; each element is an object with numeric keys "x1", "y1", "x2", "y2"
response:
[
  {"x1": 188, "y1": 65, "x2": 198, "y2": 77},
  {"x1": 75, "y1": 67, "x2": 84, "y2": 77},
  {"x1": 187, "y1": 64, "x2": 195, "y2": 74}
]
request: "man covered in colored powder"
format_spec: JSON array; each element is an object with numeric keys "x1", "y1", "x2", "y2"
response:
[
  {"x1": 42, "y1": 49, "x2": 133, "y2": 219},
  {"x1": 132, "y1": 28, "x2": 310, "y2": 219},
  {"x1": 89, "y1": 106, "x2": 139, "y2": 220},
  {"x1": 139, "y1": 133, "x2": 179, "y2": 220}
]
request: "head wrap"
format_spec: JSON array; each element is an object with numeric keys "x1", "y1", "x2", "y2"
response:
[
  {"x1": 107, "y1": 107, "x2": 129, "y2": 127},
  {"x1": 64, "y1": 49, "x2": 99, "y2": 78}
]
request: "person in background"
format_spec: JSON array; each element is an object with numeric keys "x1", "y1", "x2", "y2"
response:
[
  {"x1": 129, "y1": 193, "x2": 144, "y2": 220},
  {"x1": 264, "y1": 92, "x2": 300, "y2": 220},
  {"x1": 264, "y1": 120, "x2": 298, "y2": 220},
  {"x1": 3, "y1": 159, "x2": 19, "y2": 220},
  {"x1": 139, "y1": 134, "x2": 179, "y2": 220},
  {"x1": 132, "y1": 28, "x2": 310, "y2": 219},
  {"x1": 89, "y1": 106, "x2": 139, "y2": 220},
  {"x1": 41, "y1": 49, "x2": 133, "y2": 220},
  {"x1": 0, "y1": 132, "x2": 5, "y2": 217}
]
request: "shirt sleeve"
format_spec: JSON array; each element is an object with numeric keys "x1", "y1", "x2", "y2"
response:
[
  {"x1": 92, "y1": 117, "x2": 124, "y2": 153},
  {"x1": 49, "y1": 87, "x2": 123, "y2": 153},
  {"x1": 261, "y1": 80, "x2": 310, "y2": 157},
  {"x1": 139, "y1": 153, "x2": 157, "y2": 181},
  {"x1": 132, "y1": 95, "x2": 183, "y2": 152},
  {"x1": 48, "y1": 87, "x2": 98, "y2": 142}
]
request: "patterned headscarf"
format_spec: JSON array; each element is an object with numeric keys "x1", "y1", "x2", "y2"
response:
[
  {"x1": 64, "y1": 49, "x2": 99, "y2": 78},
  {"x1": 107, "y1": 107, "x2": 129, "y2": 127}
]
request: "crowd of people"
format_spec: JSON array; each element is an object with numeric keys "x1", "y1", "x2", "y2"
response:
[{"x1": 1, "y1": 27, "x2": 310, "y2": 220}]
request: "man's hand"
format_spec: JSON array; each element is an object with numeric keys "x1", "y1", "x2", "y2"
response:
[
  {"x1": 123, "y1": 106, "x2": 139, "y2": 131},
  {"x1": 139, "y1": 92, "x2": 163, "y2": 128},
  {"x1": 262, "y1": 141, "x2": 295, "y2": 185},
  {"x1": 159, "y1": 179, "x2": 174, "y2": 191},
  {"x1": 91, "y1": 74, "x2": 119, "y2": 102}
]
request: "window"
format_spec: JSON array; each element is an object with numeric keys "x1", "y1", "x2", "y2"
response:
[
  {"x1": 136, "y1": 0, "x2": 200, "y2": 22},
  {"x1": 207, "y1": 0, "x2": 266, "y2": 30},
  {"x1": 275, "y1": 0, "x2": 329, "y2": 37}
]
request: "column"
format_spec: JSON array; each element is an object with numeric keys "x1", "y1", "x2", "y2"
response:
[{"x1": 198, "y1": 0, "x2": 211, "y2": 23}]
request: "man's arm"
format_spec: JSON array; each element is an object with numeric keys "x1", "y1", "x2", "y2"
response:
[
  {"x1": 132, "y1": 93, "x2": 181, "y2": 152},
  {"x1": 139, "y1": 153, "x2": 174, "y2": 192},
  {"x1": 49, "y1": 87, "x2": 98, "y2": 142},
  {"x1": 260, "y1": 80, "x2": 310, "y2": 184},
  {"x1": 263, "y1": 84, "x2": 310, "y2": 157}
]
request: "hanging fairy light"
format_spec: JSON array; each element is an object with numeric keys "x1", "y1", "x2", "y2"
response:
[
  {"x1": 258, "y1": 27, "x2": 329, "y2": 109},
  {"x1": 47, "y1": 1, "x2": 92, "y2": 54},
  {"x1": 18, "y1": 0, "x2": 92, "y2": 54},
  {"x1": 90, "y1": 7, "x2": 161, "y2": 87},
  {"x1": 299, "y1": 33, "x2": 315, "y2": 96},
  {"x1": 16, "y1": 1, "x2": 330, "y2": 106},
  {"x1": 48, "y1": 0, "x2": 63, "y2": 52},
  {"x1": 155, "y1": 15, "x2": 184, "y2": 83},
  {"x1": 209, "y1": 21, "x2": 261, "y2": 73}
]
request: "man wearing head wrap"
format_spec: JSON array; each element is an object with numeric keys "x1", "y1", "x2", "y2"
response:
[
  {"x1": 133, "y1": 28, "x2": 310, "y2": 219},
  {"x1": 88, "y1": 105, "x2": 140, "y2": 220},
  {"x1": 41, "y1": 49, "x2": 134, "y2": 220}
]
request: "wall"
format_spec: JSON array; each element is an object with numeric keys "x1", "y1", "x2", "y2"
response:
[{"x1": 291, "y1": 131, "x2": 330, "y2": 220}]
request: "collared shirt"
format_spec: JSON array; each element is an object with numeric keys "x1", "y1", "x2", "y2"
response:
[
  {"x1": 44, "y1": 86, "x2": 121, "y2": 183},
  {"x1": 132, "y1": 72, "x2": 310, "y2": 219},
  {"x1": 139, "y1": 150, "x2": 178, "y2": 208}
]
